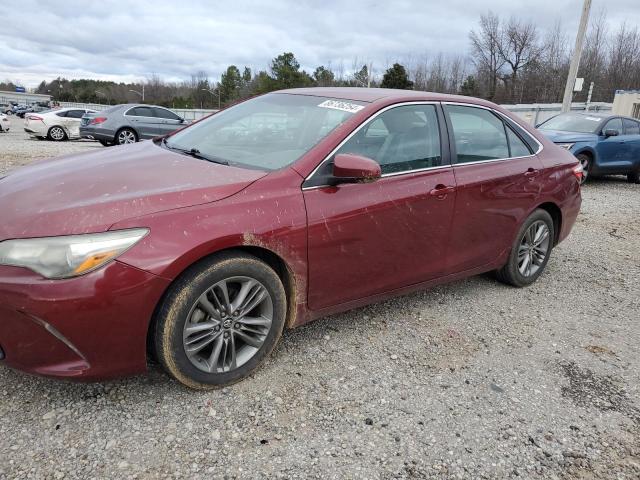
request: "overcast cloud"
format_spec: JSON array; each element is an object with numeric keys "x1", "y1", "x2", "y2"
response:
[{"x1": 1, "y1": 0, "x2": 638, "y2": 87}]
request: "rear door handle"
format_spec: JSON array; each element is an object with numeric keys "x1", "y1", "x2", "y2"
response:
[
  {"x1": 524, "y1": 168, "x2": 539, "y2": 178},
  {"x1": 429, "y1": 184, "x2": 456, "y2": 199}
]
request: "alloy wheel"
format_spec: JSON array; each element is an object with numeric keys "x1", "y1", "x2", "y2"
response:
[
  {"x1": 50, "y1": 127, "x2": 65, "y2": 141},
  {"x1": 578, "y1": 155, "x2": 590, "y2": 184},
  {"x1": 517, "y1": 220, "x2": 551, "y2": 277},
  {"x1": 118, "y1": 130, "x2": 136, "y2": 144},
  {"x1": 182, "y1": 276, "x2": 273, "y2": 373}
]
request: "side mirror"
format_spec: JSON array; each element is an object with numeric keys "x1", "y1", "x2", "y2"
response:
[
  {"x1": 332, "y1": 153, "x2": 381, "y2": 185},
  {"x1": 603, "y1": 129, "x2": 619, "y2": 137}
]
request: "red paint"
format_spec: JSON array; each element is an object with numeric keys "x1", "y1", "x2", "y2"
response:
[{"x1": 0, "y1": 88, "x2": 581, "y2": 381}]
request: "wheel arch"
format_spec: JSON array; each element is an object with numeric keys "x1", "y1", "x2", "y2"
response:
[
  {"x1": 114, "y1": 125, "x2": 139, "y2": 143},
  {"x1": 573, "y1": 146, "x2": 596, "y2": 166},
  {"x1": 47, "y1": 124, "x2": 68, "y2": 139},
  {"x1": 535, "y1": 202, "x2": 562, "y2": 246},
  {"x1": 145, "y1": 245, "x2": 298, "y2": 361}
]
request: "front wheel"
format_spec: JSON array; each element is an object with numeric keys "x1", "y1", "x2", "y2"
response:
[
  {"x1": 495, "y1": 209, "x2": 554, "y2": 287},
  {"x1": 576, "y1": 153, "x2": 591, "y2": 185},
  {"x1": 154, "y1": 252, "x2": 287, "y2": 389}
]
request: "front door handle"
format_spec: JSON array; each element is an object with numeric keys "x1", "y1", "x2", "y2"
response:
[{"x1": 429, "y1": 184, "x2": 456, "y2": 199}]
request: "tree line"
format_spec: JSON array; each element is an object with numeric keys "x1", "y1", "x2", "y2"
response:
[{"x1": 1, "y1": 11, "x2": 637, "y2": 108}]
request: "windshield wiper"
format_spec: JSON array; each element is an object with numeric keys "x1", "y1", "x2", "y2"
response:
[{"x1": 161, "y1": 138, "x2": 229, "y2": 165}]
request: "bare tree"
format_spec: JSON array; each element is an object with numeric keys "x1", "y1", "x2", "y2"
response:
[{"x1": 470, "y1": 12, "x2": 504, "y2": 100}]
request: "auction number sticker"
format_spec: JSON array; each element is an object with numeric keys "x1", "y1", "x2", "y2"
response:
[{"x1": 318, "y1": 100, "x2": 364, "y2": 113}]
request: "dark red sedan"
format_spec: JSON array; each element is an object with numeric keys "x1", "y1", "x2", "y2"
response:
[{"x1": 0, "y1": 88, "x2": 582, "y2": 388}]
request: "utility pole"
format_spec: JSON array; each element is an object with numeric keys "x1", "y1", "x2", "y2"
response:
[{"x1": 562, "y1": 0, "x2": 591, "y2": 113}]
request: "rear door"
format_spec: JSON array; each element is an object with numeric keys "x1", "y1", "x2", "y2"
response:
[
  {"x1": 62, "y1": 109, "x2": 88, "y2": 138},
  {"x1": 443, "y1": 103, "x2": 544, "y2": 274},
  {"x1": 126, "y1": 106, "x2": 162, "y2": 139},
  {"x1": 152, "y1": 107, "x2": 184, "y2": 135},
  {"x1": 303, "y1": 103, "x2": 456, "y2": 310}
]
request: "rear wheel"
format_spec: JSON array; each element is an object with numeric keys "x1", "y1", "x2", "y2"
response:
[
  {"x1": 576, "y1": 153, "x2": 591, "y2": 184},
  {"x1": 48, "y1": 126, "x2": 66, "y2": 141},
  {"x1": 495, "y1": 209, "x2": 554, "y2": 288},
  {"x1": 116, "y1": 128, "x2": 137, "y2": 145},
  {"x1": 154, "y1": 252, "x2": 287, "y2": 389}
]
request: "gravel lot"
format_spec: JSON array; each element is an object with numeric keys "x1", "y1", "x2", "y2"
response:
[{"x1": 1, "y1": 114, "x2": 639, "y2": 479}]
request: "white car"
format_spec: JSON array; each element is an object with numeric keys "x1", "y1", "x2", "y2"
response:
[
  {"x1": 24, "y1": 107, "x2": 96, "y2": 141},
  {"x1": 0, "y1": 113, "x2": 10, "y2": 132}
]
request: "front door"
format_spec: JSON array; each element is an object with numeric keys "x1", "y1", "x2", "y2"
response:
[{"x1": 304, "y1": 103, "x2": 456, "y2": 310}]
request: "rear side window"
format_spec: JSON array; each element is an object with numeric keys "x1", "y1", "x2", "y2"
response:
[
  {"x1": 66, "y1": 110, "x2": 85, "y2": 119},
  {"x1": 623, "y1": 118, "x2": 640, "y2": 135},
  {"x1": 337, "y1": 104, "x2": 442, "y2": 174},
  {"x1": 129, "y1": 107, "x2": 154, "y2": 117},
  {"x1": 55, "y1": 111, "x2": 68, "y2": 117},
  {"x1": 506, "y1": 127, "x2": 532, "y2": 157},
  {"x1": 153, "y1": 108, "x2": 181, "y2": 120},
  {"x1": 445, "y1": 105, "x2": 509, "y2": 163}
]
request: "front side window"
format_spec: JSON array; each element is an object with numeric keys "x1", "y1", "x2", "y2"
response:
[
  {"x1": 623, "y1": 118, "x2": 640, "y2": 135},
  {"x1": 165, "y1": 94, "x2": 367, "y2": 171},
  {"x1": 154, "y1": 108, "x2": 181, "y2": 120},
  {"x1": 602, "y1": 118, "x2": 623, "y2": 135},
  {"x1": 446, "y1": 105, "x2": 509, "y2": 163},
  {"x1": 336, "y1": 104, "x2": 442, "y2": 174}
]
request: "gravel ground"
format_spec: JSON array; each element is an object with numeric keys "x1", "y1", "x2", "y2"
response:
[{"x1": 0, "y1": 114, "x2": 639, "y2": 479}]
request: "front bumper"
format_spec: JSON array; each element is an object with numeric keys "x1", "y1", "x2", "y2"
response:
[{"x1": 0, "y1": 261, "x2": 170, "y2": 381}]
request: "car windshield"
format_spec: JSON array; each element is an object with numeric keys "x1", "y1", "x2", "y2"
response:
[
  {"x1": 538, "y1": 113, "x2": 603, "y2": 133},
  {"x1": 164, "y1": 93, "x2": 367, "y2": 171}
]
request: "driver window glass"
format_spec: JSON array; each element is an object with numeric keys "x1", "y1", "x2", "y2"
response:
[
  {"x1": 336, "y1": 104, "x2": 442, "y2": 174},
  {"x1": 154, "y1": 108, "x2": 181, "y2": 120},
  {"x1": 603, "y1": 118, "x2": 623, "y2": 134}
]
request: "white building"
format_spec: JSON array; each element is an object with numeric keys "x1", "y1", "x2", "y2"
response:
[{"x1": 612, "y1": 90, "x2": 640, "y2": 119}]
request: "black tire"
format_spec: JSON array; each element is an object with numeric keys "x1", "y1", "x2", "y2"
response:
[
  {"x1": 154, "y1": 251, "x2": 287, "y2": 389},
  {"x1": 99, "y1": 139, "x2": 113, "y2": 147},
  {"x1": 576, "y1": 153, "x2": 591, "y2": 185},
  {"x1": 495, "y1": 209, "x2": 555, "y2": 288},
  {"x1": 115, "y1": 127, "x2": 138, "y2": 145},
  {"x1": 48, "y1": 126, "x2": 67, "y2": 141},
  {"x1": 627, "y1": 170, "x2": 640, "y2": 184}
]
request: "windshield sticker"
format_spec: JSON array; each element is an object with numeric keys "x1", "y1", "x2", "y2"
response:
[
  {"x1": 585, "y1": 116, "x2": 601, "y2": 121},
  {"x1": 318, "y1": 100, "x2": 364, "y2": 113}
]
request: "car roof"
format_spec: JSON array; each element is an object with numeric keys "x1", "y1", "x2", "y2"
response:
[{"x1": 275, "y1": 87, "x2": 495, "y2": 106}]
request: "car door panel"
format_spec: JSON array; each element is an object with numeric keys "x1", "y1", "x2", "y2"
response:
[
  {"x1": 304, "y1": 168, "x2": 456, "y2": 310},
  {"x1": 447, "y1": 157, "x2": 544, "y2": 273},
  {"x1": 596, "y1": 118, "x2": 630, "y2": 172}
]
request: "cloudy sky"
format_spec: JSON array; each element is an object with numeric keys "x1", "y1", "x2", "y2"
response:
[{"x1": 1, "y1": 0, "x2": 638, "y2": 88}]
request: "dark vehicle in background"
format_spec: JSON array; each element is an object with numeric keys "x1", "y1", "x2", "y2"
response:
[
  {"x1": 538, "y1": 112, "x2": 640, "y2": 184},
  {"x1": 80, "y1": 104, "x2": 187, "y2": 146}
]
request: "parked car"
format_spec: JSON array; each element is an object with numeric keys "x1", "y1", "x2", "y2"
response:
[
  {"x1": 24, "y1": 107, "x2": 97, "y2": 141},
  {"x1": 538, "y1": 112, "x2": 640, "y2": 184},
  {"x1": 0, "y1": 88, "x2": 582, "y2": 388},
  {"x1": 0, "y1": 113, "x2": 10, "y2": 132},
  {"x1": 80, "y1": 104, "x2": 187, "y2": 146},
  {"x1": 15, "y1": 106, "x2": 35, "y2": 118}
]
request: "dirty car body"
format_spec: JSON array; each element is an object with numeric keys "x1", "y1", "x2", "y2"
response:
[{"x1": 0, "y1": 88, "x2": 582, "y2": 384}]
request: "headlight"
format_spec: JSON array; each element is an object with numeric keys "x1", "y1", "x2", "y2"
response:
[
  {"x1": 0, "y1": 228, "x2": 148, "y2": 279},
  {"x1": 556, "y1": 143, "x2": 575, "y2": 150}
]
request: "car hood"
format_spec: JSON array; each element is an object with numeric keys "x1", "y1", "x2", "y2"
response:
[
  {"x1": 0, "y1": 141, "x2": 267, "y2": 239},
  {"x1": 539, "y1": 130, "x2": 598, "y2": 143}
]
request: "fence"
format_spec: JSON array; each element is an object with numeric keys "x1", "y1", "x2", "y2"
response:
[
  {"x1": 502, "y1": 102, "x2": 612, "y2": 126},
  {"x1": 58, "y1": 101, "x2": 613, "y2": 125}
]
